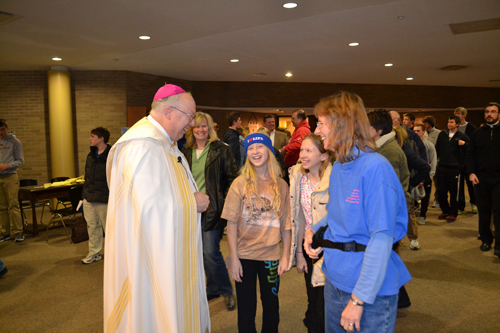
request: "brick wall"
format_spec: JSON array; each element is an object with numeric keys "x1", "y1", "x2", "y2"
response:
[
  {"x1": 0, "y1": 71, "x2": 49, "y2": 184},
  {"x1": 192, "y1": 81, "x2": 500, "y2": 109},
  {"x1": 126, "y1": 71, "x2": 192, "y2": 107},
  {"x1": 72, "y1": 71, "x2": 127, "y2": 176}
]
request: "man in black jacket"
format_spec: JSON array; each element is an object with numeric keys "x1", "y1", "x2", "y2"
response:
[
  {"x1": 466, "y1": 102, "x2": 500, "y2": 257},
  {"x1": 435, "y1": 116, "x2": 470, "y2": 223},
  {"x1": 82, "y1": 127, "x2": 111, "y2": 264},
  {"x1": 222, "y1": 112, "x2": 242, "y2": 168},
  {"x1": 454, "y1": 107, "x2": 477, "y2": 214}
]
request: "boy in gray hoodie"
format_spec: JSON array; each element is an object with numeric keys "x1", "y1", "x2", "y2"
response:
[{"x1": 0, "y1": 119, "x2": 25, "y2": 243}]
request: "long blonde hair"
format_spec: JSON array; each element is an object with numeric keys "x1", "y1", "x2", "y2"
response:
[
  {"x1": 393, "y1": 126, "x2": 408, "y2": 147},
  {"x1": 314, "y1": 91, "x2": 376, "y2": 163},
  {"x1": 185, "y1": 112, "x2": 219, "y2": 149},
  {"x1": 300, "y1": 134, "x2": 333, "y2": 179},
  {"x1": 240, "y1": 146, "x2": 283, "y2": 217}
]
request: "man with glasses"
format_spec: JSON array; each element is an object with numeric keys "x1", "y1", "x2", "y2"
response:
[
  {"x1": 279, "y1": 109, "x2": 311, "y2": 168},
  {"x1": 466, "y1": 102, "x2": 500, "y2": 258},
  {"x1": 104, "y1": 84, "x2": 210, "y2": 332},
  {"x1": 0, "y1": 119, "x2": 24, "y2": 243}
]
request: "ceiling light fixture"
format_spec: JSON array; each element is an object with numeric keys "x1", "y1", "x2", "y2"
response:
[
  {"x1": 406, "y1": 77, "x2": 414, "y2": 80},
  {"x1": 385, "y1": 63, "x2": 393, "y2": 67},
  {"x1": 139, "y1": 36, "x2": 150, "y2": 40},
  {"x1": 52, "y1": 57, "x2": 62, "y2": 61},
  {"x1": 283, "y1": 3, "x2": 298, "y2": 9},
  {"x1": 230, "y1": 59, "x2": 239, "y2": 63},
  {"x1": 285, "y1": 72, "x2": 293, "y2": 77},
  {"x1": 398, "y1": 16, "x2": 404, "y2": 20},
  {"x1": 349, "y1": 42, "x2": 359, "y2": 47}
]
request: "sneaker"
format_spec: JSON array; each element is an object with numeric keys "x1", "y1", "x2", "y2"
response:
[
  {"x1": 458, "y1": 210, "x2": 466, "y2": 215},
  {"x1": 447, "y1": 215, "x2": 456, "y2": 223},
  {"x1": 414, "y1": 203, "x2": 420, "y2": 212},
  {"x1": 432, "y1": 201, "x2": 440, "y2": 208},
  {"x1": 480, "y1": 243, "x2": 491, "y2": 252},
  {"x1": 438, "y1": 213, "x2": 447, "y2": 220},
  {"x1": 472, "y1": 204, "x2": 478, "y2": 214},
  {"x1": 418, "y1": 217, "x2": 426, "y2": 225},
  {"x1": 82, "y1": 252, "x2": 102, "y2": 265},
  {"x1": 410, "y1": 239, "x2": 420, "y2": 250},
  {"x1": 0, "y1": 235, "x2": 11, "y2": 243},
  {"x1": 225, "y1": 295, "x2": 236, "y2": 311},
  {"x1": 14, "y1": 232, "x2": 25, "y2": 243}
]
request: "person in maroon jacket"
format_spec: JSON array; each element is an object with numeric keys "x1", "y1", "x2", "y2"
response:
[{"x1": 280, "y1": 109, "x2": 311, "y2": 168}]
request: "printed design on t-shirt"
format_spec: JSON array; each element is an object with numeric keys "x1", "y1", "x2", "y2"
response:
[
  {"x1": 265, "y1": 260, "x2": 280, "y2": 296},
  {"x1": 346, "y1": 189, "x2": 360, "y2": 204},
  {"x1": 242, "y1": 194, "x2": 280, "y2": 229}
]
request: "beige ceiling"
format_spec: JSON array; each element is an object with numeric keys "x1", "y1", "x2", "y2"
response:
[{"x1": 1, "y1": 0, "x2": 499, "y2": 88}]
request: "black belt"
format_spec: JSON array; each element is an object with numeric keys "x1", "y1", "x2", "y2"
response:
[
  {"x1": 312, "y1": 227, "x2": 398, "y2": 252},
  {"x1": 317, "y1": 239, "x2": 398, "y2": 252}
]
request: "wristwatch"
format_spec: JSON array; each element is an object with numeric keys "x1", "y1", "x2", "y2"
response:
[{"x1": 351, "y1": 297, "x2": 364, "y2": 307}]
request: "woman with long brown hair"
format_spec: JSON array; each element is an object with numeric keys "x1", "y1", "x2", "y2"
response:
[{"x1": 304, "y1": 92, "x2": 411, "y2": 333}]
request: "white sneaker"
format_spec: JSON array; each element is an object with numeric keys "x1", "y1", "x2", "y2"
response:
[
  {"x1": 418, "y1": 217, "x2": 426, "y2": 225},
  {"x1": 82, "y1": 252, "x2": 102, "y2": 265},
  {"x1": 432, "y1": 201, "x2": 440, "y2": 208},
  {"x1": 410, "y1": 239, "x2": 420, "y2": 250},
  {"x1": 472, "y1": 204, "x2": 478, "y2": 214}
]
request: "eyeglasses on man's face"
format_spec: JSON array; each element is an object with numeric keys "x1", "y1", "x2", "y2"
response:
[{"x1": 169, "y1": 106, "x2": 196, "y2": 122}]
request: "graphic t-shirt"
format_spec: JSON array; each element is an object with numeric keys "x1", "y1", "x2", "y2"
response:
[{"x1": 222, "y1": 176, "x2": 291, "y2": 261}]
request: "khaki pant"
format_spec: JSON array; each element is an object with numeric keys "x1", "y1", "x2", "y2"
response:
[
  {"x1": 0, "y1": 173, "x2": 23, "y2": 235},
  {"x1": 406, "y1": 205, "x2": 418, "y2": 241},
  {"x1": 83, "y1": 199, "x2": 107, "y2": 255}
]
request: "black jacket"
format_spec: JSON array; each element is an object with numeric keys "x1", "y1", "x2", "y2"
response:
[
  {"x1": 82, "y1": 144, "x2": 111, "y2": 203},
  {"x1": 182, "y1": 140, "x2": 238, "y2": 232},
  {"x1": 466, "y1": 123, "x2": 500, "y2": 178},
  {"x1": 402, "y1": 142, "x2": 431, "y2": 188},
  {"x1": 436, "y1": 130, "x2": 470, "y2": 168},
  {"x1": 222, "y1": 128, "x2": 241, "y2": 168}
]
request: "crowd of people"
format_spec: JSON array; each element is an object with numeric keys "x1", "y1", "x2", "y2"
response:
[{"x1": 1, "y1": 83, "x2": 499, "y2": 332}]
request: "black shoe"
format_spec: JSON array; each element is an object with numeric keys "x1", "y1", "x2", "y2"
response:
[
  {"x1": 480, "y1": 243, "x2": 492, "y2": 252},
  {"x1": 494, "y1": 249, "x2": 500, "y2": 258},
  {"x1": 225, "y1": 295, "x2": 236, "y2": 311},
  {"x1": 207, "y1": 293, "x2": 220, "y2": 301},
  {"x1": 0, "y1": 266, "x2": 8, "y2": 278}
]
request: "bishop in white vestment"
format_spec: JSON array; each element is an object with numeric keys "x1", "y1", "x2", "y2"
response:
[{"x1": 104, "y1": 85, "x2": 210, "y2": 333}]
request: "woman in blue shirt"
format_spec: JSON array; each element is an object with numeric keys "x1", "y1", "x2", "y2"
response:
[{"x1": 304, "y1": 92, "x2": 411, "y2": 333}]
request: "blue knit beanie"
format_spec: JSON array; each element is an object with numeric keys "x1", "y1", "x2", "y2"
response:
[{"x1": 244, "y1": 133, "x2": 275, "y2": 159}]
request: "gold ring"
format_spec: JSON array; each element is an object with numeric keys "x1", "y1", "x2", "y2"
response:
[{"x1": 349, "y1": 323, "x2": 354, "y2": 326}]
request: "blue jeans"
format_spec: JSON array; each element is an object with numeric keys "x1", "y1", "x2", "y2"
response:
[
  {"x1": 202, "y1": 229, "x2": 233, "y2": 296},
  {"x1": 324, "y1": 279, "x2": 398, "y2": 333}
]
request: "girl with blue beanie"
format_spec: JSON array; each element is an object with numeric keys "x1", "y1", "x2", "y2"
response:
[{"x1": 221, "y1": 132, "x2": 291, "y2": 333}]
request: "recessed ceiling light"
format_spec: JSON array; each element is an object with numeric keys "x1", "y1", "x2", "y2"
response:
[
  {"x1": 52, "y1": 57, "x2": 62, "y2": 61},
  {"x1": 285, "y1": 72, "x2": 293, "y2": 77},
  {"x1": 349, "y1": 42, "x2": 359, "y2": 47},
  {"x1": 398, "y1": 16, "x2": 404, "y2": 20},
  {"x1": 230, "y1": 59, "x2": 239, "y2": 63},
  {"x1": 385, "y1": 63, "x2": 393, "y2": 67},
  {"x1": 406, "y1": 77, "x2": 414, "y2": 80},
  {"x1": 139, "y1": 36, "x2": 150, "y2": 40},
  {"x1": 283, "y1": 3, "x2": 297, "y2": 9}
]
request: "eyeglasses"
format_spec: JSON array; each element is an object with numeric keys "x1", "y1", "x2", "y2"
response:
[
  {"x1": 169, "y1": 106, "x2": 196, "y2": 121},
  {"x1": 316, "y1": 121, "x2": 324, "y2": 128}
]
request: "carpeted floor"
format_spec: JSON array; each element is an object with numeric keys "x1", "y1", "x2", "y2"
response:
[{"x1": 1, "y1": 202, "x2": 499, "y2": 332}]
